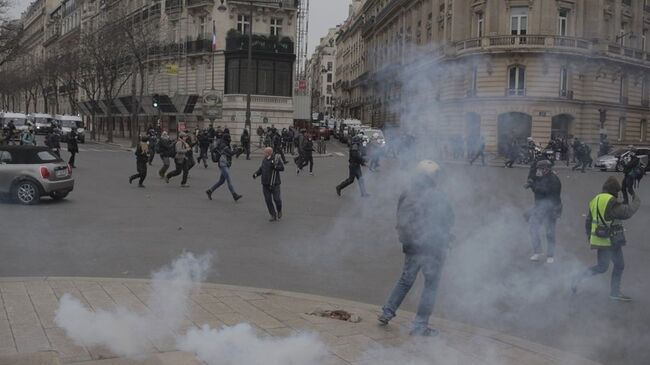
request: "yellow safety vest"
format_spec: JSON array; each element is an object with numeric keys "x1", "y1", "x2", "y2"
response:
[{"x1": 589, "y1": 193, "x2": 615, "y2": 248}]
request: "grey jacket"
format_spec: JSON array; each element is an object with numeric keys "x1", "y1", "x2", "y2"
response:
[{"x1": 174, "y1": 140, "x2": 189, "y2": 162}]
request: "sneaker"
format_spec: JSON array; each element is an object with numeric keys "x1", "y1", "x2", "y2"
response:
[
  {"x1": 278, "y1": 211, "x2": 282, "y2": 219},
  {"x1": 309, "y1": 172, "x2": 314, "y2": 176},
  {"x1": 336, "y1": 186, "x2": 342, "y2": 196},
  {"x1": 530, "y1": 254, "x2": 542, "y2": 262},
  {"x1": 165, "y1": 177, "x2": 170, "y2": 184},
  {"x1": 377, "y1": 314, "x2": 390, "y2": 326},
  {"x1": 129, "y1": 176, "x2": 134, "y2": 184},
  {"x1": 233, "y1": 193, "x2": 243, "y2": 202},
  {"x1": 296, "y1": 169, "x2": 300, "y2": 175},
  {"x1": 138, "y1": 184, "x2": 145, "y2": 188},
  {"x1": 181, "y1": 184, "x2": 190, "y2": 188},
  {"x1": 409, "y1": 327, "x2": 439, "y2": 337},
  {"x1": 206, "y1": 190, "x2": 213, "y2": 200},
  {"x1": 546, "y1": 257, "x2": 555, "y2": 264},
  {"x1": 609, "y1": 293, "x2": 632, "y2": 302},
  {"x1": 269, "y1": 216, "x2": 278, "y2": 222}
]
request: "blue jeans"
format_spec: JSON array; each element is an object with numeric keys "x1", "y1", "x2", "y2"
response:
[
  {"x1": 382, "y1": 251, "x2": 446, "y2": 330},
  {"x1": 210, "y1": 166, "x2": 236, "y2": 194}
]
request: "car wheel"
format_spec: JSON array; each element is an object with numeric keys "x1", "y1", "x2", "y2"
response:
[
  {"x1": 13, "y1": 181, "x2": 39, "y2": 205},
  {"x1": 50, "y1": 191, "x2": 69, "y2": 201}
]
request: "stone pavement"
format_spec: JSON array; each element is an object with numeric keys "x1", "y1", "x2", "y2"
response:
[{"x1": 0, "y1": 277, "x2": 601, "y2": 365}]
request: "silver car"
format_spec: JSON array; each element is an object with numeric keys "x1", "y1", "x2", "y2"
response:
[
  {"x1": 0, "y1": 146, "x2": 74, "y2": 204},
  {"x1": 595, "y1": 148, "x2": 649, "y2": 172}
]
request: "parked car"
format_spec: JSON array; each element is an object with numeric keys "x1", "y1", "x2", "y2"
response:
[
  {"x1": 0, "y1": 146, "x2": 74, "y2": 204},
  {"x1": 54, "y1": 115, "x2": 85, "y2": 143},
  {"x1": 595, "y1": 147, "x2": 649, "y2": 171},
  {"x1": 29, "y1": 113, "x2": 54, "y2": 135}
]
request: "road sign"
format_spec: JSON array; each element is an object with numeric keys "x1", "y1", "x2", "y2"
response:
[{"x1": 202, "y1": 90, "x2": 223, "y2": 120}]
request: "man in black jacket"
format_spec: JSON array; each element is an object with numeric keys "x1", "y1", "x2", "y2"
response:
[
  {"x1": 197, "y1": 129, "x2": 211, "y2": 168},
  {"x1": 378, "y1": 160, "x2": 454, "y2": 337},
  {"x1": 240, "y1": 129, "x2": 251, "y2": 160},
  {"x1": 67, "y1": 129, "x2": 79, "y2": 168},
  {"x1": 526, "y1": 159, "x2": 562, "y2": 263},
  {"x1": 297, "y1": 134, "x2": 315, "y2": 175},
  {"x1": 253, "y1": 147, "x2": 285, "y2": 222},
  {"x1": 157, "y1": 132, "x2": 173, "y2": 178},
  {"x1": 336, "y1": 135, "x2": 368, "y2": 197},
  {"x1": 129, "y1": 136, "x2": 150, "y2": 187}
]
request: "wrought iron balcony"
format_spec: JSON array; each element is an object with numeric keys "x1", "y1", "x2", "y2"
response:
[
  {"x1": 187, "y1": 0, "x2": 214, "y2": 8},
  {"x1": 226, "y1": 33, "x2": 294, "y2": 54}
]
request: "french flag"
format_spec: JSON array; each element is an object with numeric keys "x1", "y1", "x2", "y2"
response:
[{"x1": 212, "y1": 21, "x2": 217, "y2": 50}]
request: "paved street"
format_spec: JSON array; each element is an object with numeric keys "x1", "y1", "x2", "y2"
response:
[{"x1": 1, "y1": 140, "x2": 649, "y2": 364}]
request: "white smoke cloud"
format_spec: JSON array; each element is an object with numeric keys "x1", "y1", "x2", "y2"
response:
[
  {"x1": 54, "y1": 252, "x2": 212, "y2": 358},
  {"x1": 177, "y1": 323, "x2": 328, "y2": 365}
]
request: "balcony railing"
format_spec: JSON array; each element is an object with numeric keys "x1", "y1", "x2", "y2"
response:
[
  {"x1": 186, "y1": 39, "x2": 212, "y2": 54},
  {"x1": 226, "y1": 34, "x2": 294, "y2": 54},
  {"x1": 506, "y1": 88, "x2": 526, "y2": 96}
]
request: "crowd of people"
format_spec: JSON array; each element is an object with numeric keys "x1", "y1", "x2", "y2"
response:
[{"x1": 1, "y1": 120, "x2": 80, "y2": 168}]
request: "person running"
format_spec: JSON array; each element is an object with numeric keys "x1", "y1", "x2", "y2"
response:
[
  {"x1": 253, "y1": 147, "x2": 285, "y2": 222},
  {"x1": 197, "y1": 129, "x2": 211, "y2": 168},
  {"x1": 157, "y1": 132, "x2": 173, "y2": 178},
  {"x1": 67, "y1": 128, "x2": 79, "y2": 168},
  {"x1": 336, "y1": 135, "x2": 369, "y2": 197},
  {"x1": 206, "y1": 133, "x2": 243, "y2": 202},
  {"x1": 240, "y1": 129, "x2": 251, "y2": 160},
  {"x1": 571, "y1": 177, "x2": 640, "y2": 301},
  {"x1": 525, "y1": 160, "x2": 562, "y2": 263},
  {"x1": 165, "y1": 133, "x2": 191, "y2": 187},
  {"x1": 129, "y1": 136, "x2": 150, "y2": 188}
]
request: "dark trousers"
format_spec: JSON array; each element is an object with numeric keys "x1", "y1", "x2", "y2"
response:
[
  {"x1": 242, "y1": 143, "x2": 250, "y2": 160},
  {"x1": 275, "y1": 147, "x2": 287, "y2": 163},
  {"x1": 69, "y1": 152, "x2": 76, "y2": 167},
  {"x1": 299, "y1": 155, "x2": 314, "y2": 173},
  {"x1": 130, "y1": 160, "x2": 147, "y2": 185},
  {"x1": 470, "y1": 151, "x2": 485, "y2": 166},
  {"x1": 166, "y1": 160, "x2": 189, "y2": 185},
  {"x1": 148, "y1": 148, "x2": 155, "y2": 164},
  {"x1": 263, "y1": 185, "x2": 282, "y2": 218},
  {"x1": 572, "y1": 160, "x2": 588, "y2": 172},
  {"x1": 337, "y1": 165, "x2": 367, "y2": 195},
  {"x1": 159, "y1": 156, "x2": 170, "y2": 177},
  {"x1": 578, "y1": 246, "x2": 625, "y2": 296},
  {"x1": 529, "y1": 213, "x2": 557, "y2": 257},
  {"x1": 197, "y1": 146, "x2": 209, "y2": 166}
]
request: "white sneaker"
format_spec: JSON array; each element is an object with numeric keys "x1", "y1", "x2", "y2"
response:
[
  {"x1": 546, "y1": 257, "x2": 555, "y2": 264},
  {"x1": 530, "y1": 254, "x2": 542, "y2": 262}
]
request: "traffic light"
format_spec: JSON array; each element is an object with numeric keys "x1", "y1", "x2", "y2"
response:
[{"x1": 152, "y1": 94, "x2": 160, "y2": 109}]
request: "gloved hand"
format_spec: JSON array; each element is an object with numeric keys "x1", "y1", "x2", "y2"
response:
[{"x1": 252, "y1": 174, "x2": 257, "y2": 180}]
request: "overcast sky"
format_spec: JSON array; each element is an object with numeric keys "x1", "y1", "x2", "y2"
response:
[{"x1": 8, "y1": 0, "x2": 350, "y2": 55}]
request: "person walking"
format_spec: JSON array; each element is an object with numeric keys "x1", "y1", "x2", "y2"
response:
[
  {"x1": 336, "y1": 135, "x2": 369, "y2": 197},
  {"x1": 67, "y1": 128, "x2": 79, "y2": 168},
  {"x1": 253, "y1": 147, "x2": 285, "y2": 222},
  {"x1": 297, "y1": 134, "x2": 315, "y2": 175},
  {"x1": 378, "y1": 160, "x2": 454, "y2": 337},
  {"x1": 504, "y1": 138, "x2": 518, "y2": 168},
  {"x1": 45, "y1": 128, "x2": 61, "y2": 157},
  {"x1": 165, "y1": 133, "x2": 191, "y2": 187},
  {"x1": 129, "y1": 136, "x2": 150, "y2": 187},
  {"x1": 147, "y1": 128, "x2": 157, "y2": 166},
  {"x1": 270, "y1": 127, "x2": 289, "y2": 164},
  {"x1": 469, "y1": 135, "x2": 486, "y2": 166},
  {"x1": 525, "y1": 160, "x2": 562, "y2": 263},
  {"x1": 206, "y1": 133, "x2": 243, "y2": 202},
  {"x1": 571, "y1": 177, "x2": 640, "y2": 301},
  {"x1": 572, "y1": 142, "x2": 590, "y2": 173},
  {"x1": 197, "y1": 129, "x2": 211, "y2": 168},
  {"x1": 240, "y1": 129, "x2": 251, "y2": 160}
]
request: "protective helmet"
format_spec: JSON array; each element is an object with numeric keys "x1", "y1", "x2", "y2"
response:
[{"x1": 415, "y1": 160, "x2": 441, "y2": 178}]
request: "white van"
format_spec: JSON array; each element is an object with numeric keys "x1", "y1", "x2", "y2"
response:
[
  {"x1": 28, "y1": 113, "x2": 54, "y2": 135},
  {"x1": 0, "y1": 112, "x2": 30, "y2": 132},
  {"x1": 54, "y1": 115, "x2": 85, "y2": 143}
]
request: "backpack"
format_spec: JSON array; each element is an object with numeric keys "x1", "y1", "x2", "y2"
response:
[{"x1": 210, "y1": 141, "x2": 221, "y2": 163}]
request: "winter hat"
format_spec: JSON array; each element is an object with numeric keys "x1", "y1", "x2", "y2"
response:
[{"x1": 602, "y1": 176, "x2": 622, "y2": 195}]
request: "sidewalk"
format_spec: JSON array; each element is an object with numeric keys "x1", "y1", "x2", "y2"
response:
[{"x1": 0, "y1": 277, "x2": 600, "y2": 365}]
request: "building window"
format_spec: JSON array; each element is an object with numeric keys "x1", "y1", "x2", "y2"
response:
[
  {"x1": 469, "y1": 65, "x2": 478, "y2": 96},
  {"x1": 237, "y1": 15, "x2": 251, "y2": 34},
  {"x1": 510, "y1": 7, "x2": 528, "y2": 36},
  {"x1": 620, "y1": 23, "x2": 628, "y2": 46},
  {"x1": 641, "y1": 119, "x2": 648, "y2": 142},
  {"x1": 476, "y1": 12, "x2": 484, "y2": 38},
  {"x1": 270, "y1": 18, "x2": 282, "y2": 37},
  {"x1": 327, "y1": 62, "x2": 333, "y2": 71},
  {"x1": 326, "y1": 85, "x2": 332, "y2": 94},
  {"x1": 618, "y1": 117, "x2": 626, "y2": 141},
  {"x1": 620, "y1": 74, "x2": 629, "y2": 104},
  {"x1": 198, "y1": 16, "x2": 206, "y2": 39},
  {"x1": 558, "y1": 9, "x2": 568, "y2": 36},
  {"x1": 560, "y1": 67, "x2": 569, "y2": 97},
  {"x1": 507, "y1": 65, "x2": 525, "y2": 96},
  {"x1": 642, "y1": 77, "x2": 649, "y2": 106},
  {"x1": 327, "y1": 73, "x2": 332, "y2": 83}
]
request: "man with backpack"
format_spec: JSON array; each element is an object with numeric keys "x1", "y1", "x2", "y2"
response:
[
  {"x1": 129, "y1": 136, "x2": 150, "y2": 187},
  {"x1": 378, "y1": 160, "x2": 454, "y2": 337},
  {"x1": 206, "y1": 133, "x2": 243, "y2": 202}
]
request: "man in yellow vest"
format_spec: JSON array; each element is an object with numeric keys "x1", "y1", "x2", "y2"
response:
[{"x1": 572, "y1": 176, "x2": 640, "y2": 301}]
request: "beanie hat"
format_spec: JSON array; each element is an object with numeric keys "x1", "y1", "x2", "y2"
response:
[{"x1": 602, "y1": 176, "x2": 621, "y2": 195}]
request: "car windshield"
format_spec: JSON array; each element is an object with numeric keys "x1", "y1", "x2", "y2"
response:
[
  {"x1": 33, "y1": 118, "x2": 50, "y2": 124},
  {"x1": 60, "y1": 120, "x2": 76, "y2": 128},
  {"x1": 12, "y1": 118, "x2": 28, "y2": 126}
]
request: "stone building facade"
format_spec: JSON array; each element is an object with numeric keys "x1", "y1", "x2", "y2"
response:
[
  {"x1": 5, "y1": 0, "x2": 298, "y2": 140},
  {"x1": 308, "y1": 26, "x2": 340, "y2": 119},
  {"x1": 337, "y1": 0, "x2": 650, "y2": 153}
]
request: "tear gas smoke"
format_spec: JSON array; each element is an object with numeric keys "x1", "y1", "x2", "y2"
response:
[
  {"x1": 177, "y1": 323, "x2": 328, "y2": 365},
  {"x1": 55, "y1": 252, "x2": 212, "y2": 358}
]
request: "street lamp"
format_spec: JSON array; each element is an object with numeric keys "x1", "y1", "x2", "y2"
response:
[{"x1": 218, "y1": 0, "x2": 283, "y2": 135}]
